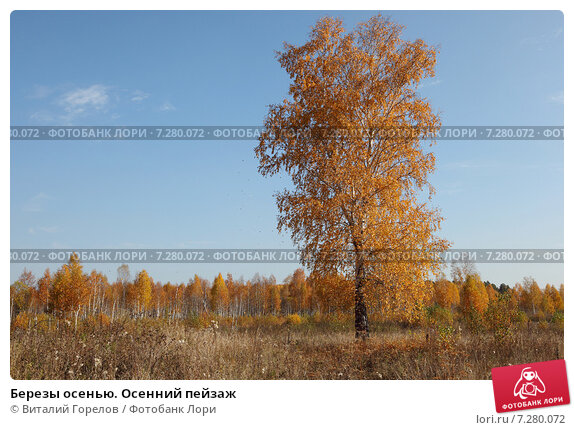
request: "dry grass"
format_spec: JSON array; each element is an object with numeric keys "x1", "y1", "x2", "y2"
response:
[{"x1": 10, "y1": 320, "x2": 563, "y2": 380}]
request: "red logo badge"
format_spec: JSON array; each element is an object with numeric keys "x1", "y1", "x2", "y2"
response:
[{"x1": 492, "y1": 360, "x2": 570, "y2": 412}]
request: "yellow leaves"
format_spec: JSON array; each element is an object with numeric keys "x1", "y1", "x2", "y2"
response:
[
  {"x1": 286, "y1": 314, "x2": 303, "y2": 325},
  {"x1": 433, "y1": 278, "x2": 460, "y2": 309},
  {"x1": 257, "y1": 15, "x2": 447, "y2": 326},
  {"x1": 542, "y1": 284, "x2": 563, "y2": 315},
  {"x1": 50, "y1": 253, "x2": 91, "y2": 314},
  {"x1": 210, "y1": 273, "x2": 229, "y2": 313},
  {"x1": 127, "y1": 270, "x2": 152, "y2": 310},
  {"x1": 460, "y1": 274, "x2": 489, "y2": 316}
]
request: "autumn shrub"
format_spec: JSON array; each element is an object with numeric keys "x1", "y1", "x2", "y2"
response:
[
  {"x1": 98, "y1": 312, "x2": 111, "y2": 327},
  {"x1": 516, "y1": 311, "x2": 529, "y2": 329},
  {"x1": 258, "y1": 315, "x2": 283, "y2": 327},
  {"x1": 435, "y1": 324, "x2": 457, "y2": 350},
  {"x1": 309, "y1": 312, "x2": 324, "y2": 324},
  {"x1": 423, "y1": 305, "x2": 457, "y2": 350},
  {"x1": 184, "y1": 314, "x2": 202, "y2": 328},
  {"x1": 463, "y1": 308, "x2": 485, "y2": 334},
  {"x1": 15, "y1": 313, "x2": 57, "y2": 332},
  {"x1": 425, "y1": 305, "x2": 454, "y2": 327},
  {"x1": 219, "y1": 316, "x2": 234, "y2": 327},
  {"x1": 551, "y1": 312, "x2": 564, "y2": 330},
  {"x1": 368, "y1": 312, "x2": 385, "y2": 324},
  {"x1": 236, "y1": 315, "x2": 255, "y2": 328},
  {"x1": 32, "y1": 313, "x2": 54, "y2": 332},
  {"x1": 324, "y1": 311, "x2": 353, "y2": 328},
  {"x1": 333, "y1": 311, "x2": 352, "y2": 323},
  {"x1": 185, "y1": 312, "x2": 214, "y2": 329},
  {"x1": 82, "y1": 312, "x2": 112, "y2": 330},
  {"x1": 12, "y1": 312, "x2": 31, "y2": 330},
  {"x1": 82, "y1": 315, "x2": 98, "y2": 330},
  {"x1": 286, "y1": 314, "x2": 303, "y2": 326},
  {"x1": 242, "y1": 314, "x2": 283, "y2": 328},
  {"x1": 484, "y1": 293, "x2": 519, "y2": 342},
  {"x1": 535, "y1": 310, "x2": 547, "y2": 322}
]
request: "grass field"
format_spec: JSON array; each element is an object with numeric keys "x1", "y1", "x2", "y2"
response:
[{"x1": 10, "y1": 319, "x2": 563, "y2": 380}]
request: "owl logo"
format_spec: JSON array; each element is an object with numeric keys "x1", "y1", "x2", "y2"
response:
[{"x1": 513, "y1": 367, "x2": 546, "y2": 400}]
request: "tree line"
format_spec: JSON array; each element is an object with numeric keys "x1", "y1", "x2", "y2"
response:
[{"x1": 10, "y1": 255, "x2": 564, "y2": 330}]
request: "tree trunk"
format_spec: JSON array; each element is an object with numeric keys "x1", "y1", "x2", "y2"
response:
[{"x1": 354, "y1": 254, "x2": 369, "y2": 340}]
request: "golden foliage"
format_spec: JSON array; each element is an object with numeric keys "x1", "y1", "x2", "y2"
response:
[
  {"x1": 286, "y1": 314, "x2": 303, "y2": 325},
  {"x1": 210, "y1": 273, "x2": 229, "y2": 313},
  {"x1": 50, "y1": 253, "x2": 90, "y2": 314},
  {"x1": 255, "y1": 15, "x2": 449, "y2": 332},
  {"x1": 460, "y1": 274, "x2": 489, "y2": 316},
  {"x1": 433, "y1": 278, "x2": 460, "y2": 309},
  {"x1": 127, "y1": 270, "x2": 152, "y2": 311}
]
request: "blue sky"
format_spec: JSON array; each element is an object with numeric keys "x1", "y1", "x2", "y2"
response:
[{"x1": 10, "y1": 10, "x2": 564, "y2": 286}]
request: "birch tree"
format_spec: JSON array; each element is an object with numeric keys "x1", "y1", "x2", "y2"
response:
[{"x1": 256, "y1": 15, "x2": 448, "y2": 339}]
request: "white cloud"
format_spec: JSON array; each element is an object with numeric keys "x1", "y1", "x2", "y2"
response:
[
  {"x1": 131, "y1": 90, "x2": 150, "y2": 102},
  {"x1": 26, "y1": 84, "x2": 162, "y2": 123},
  {"x1": 59, "y1": 84, "x2": 110, "y2": 117},
  {"x1": 159, "y1": 101, "x2": 176, "y2": 112}
]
